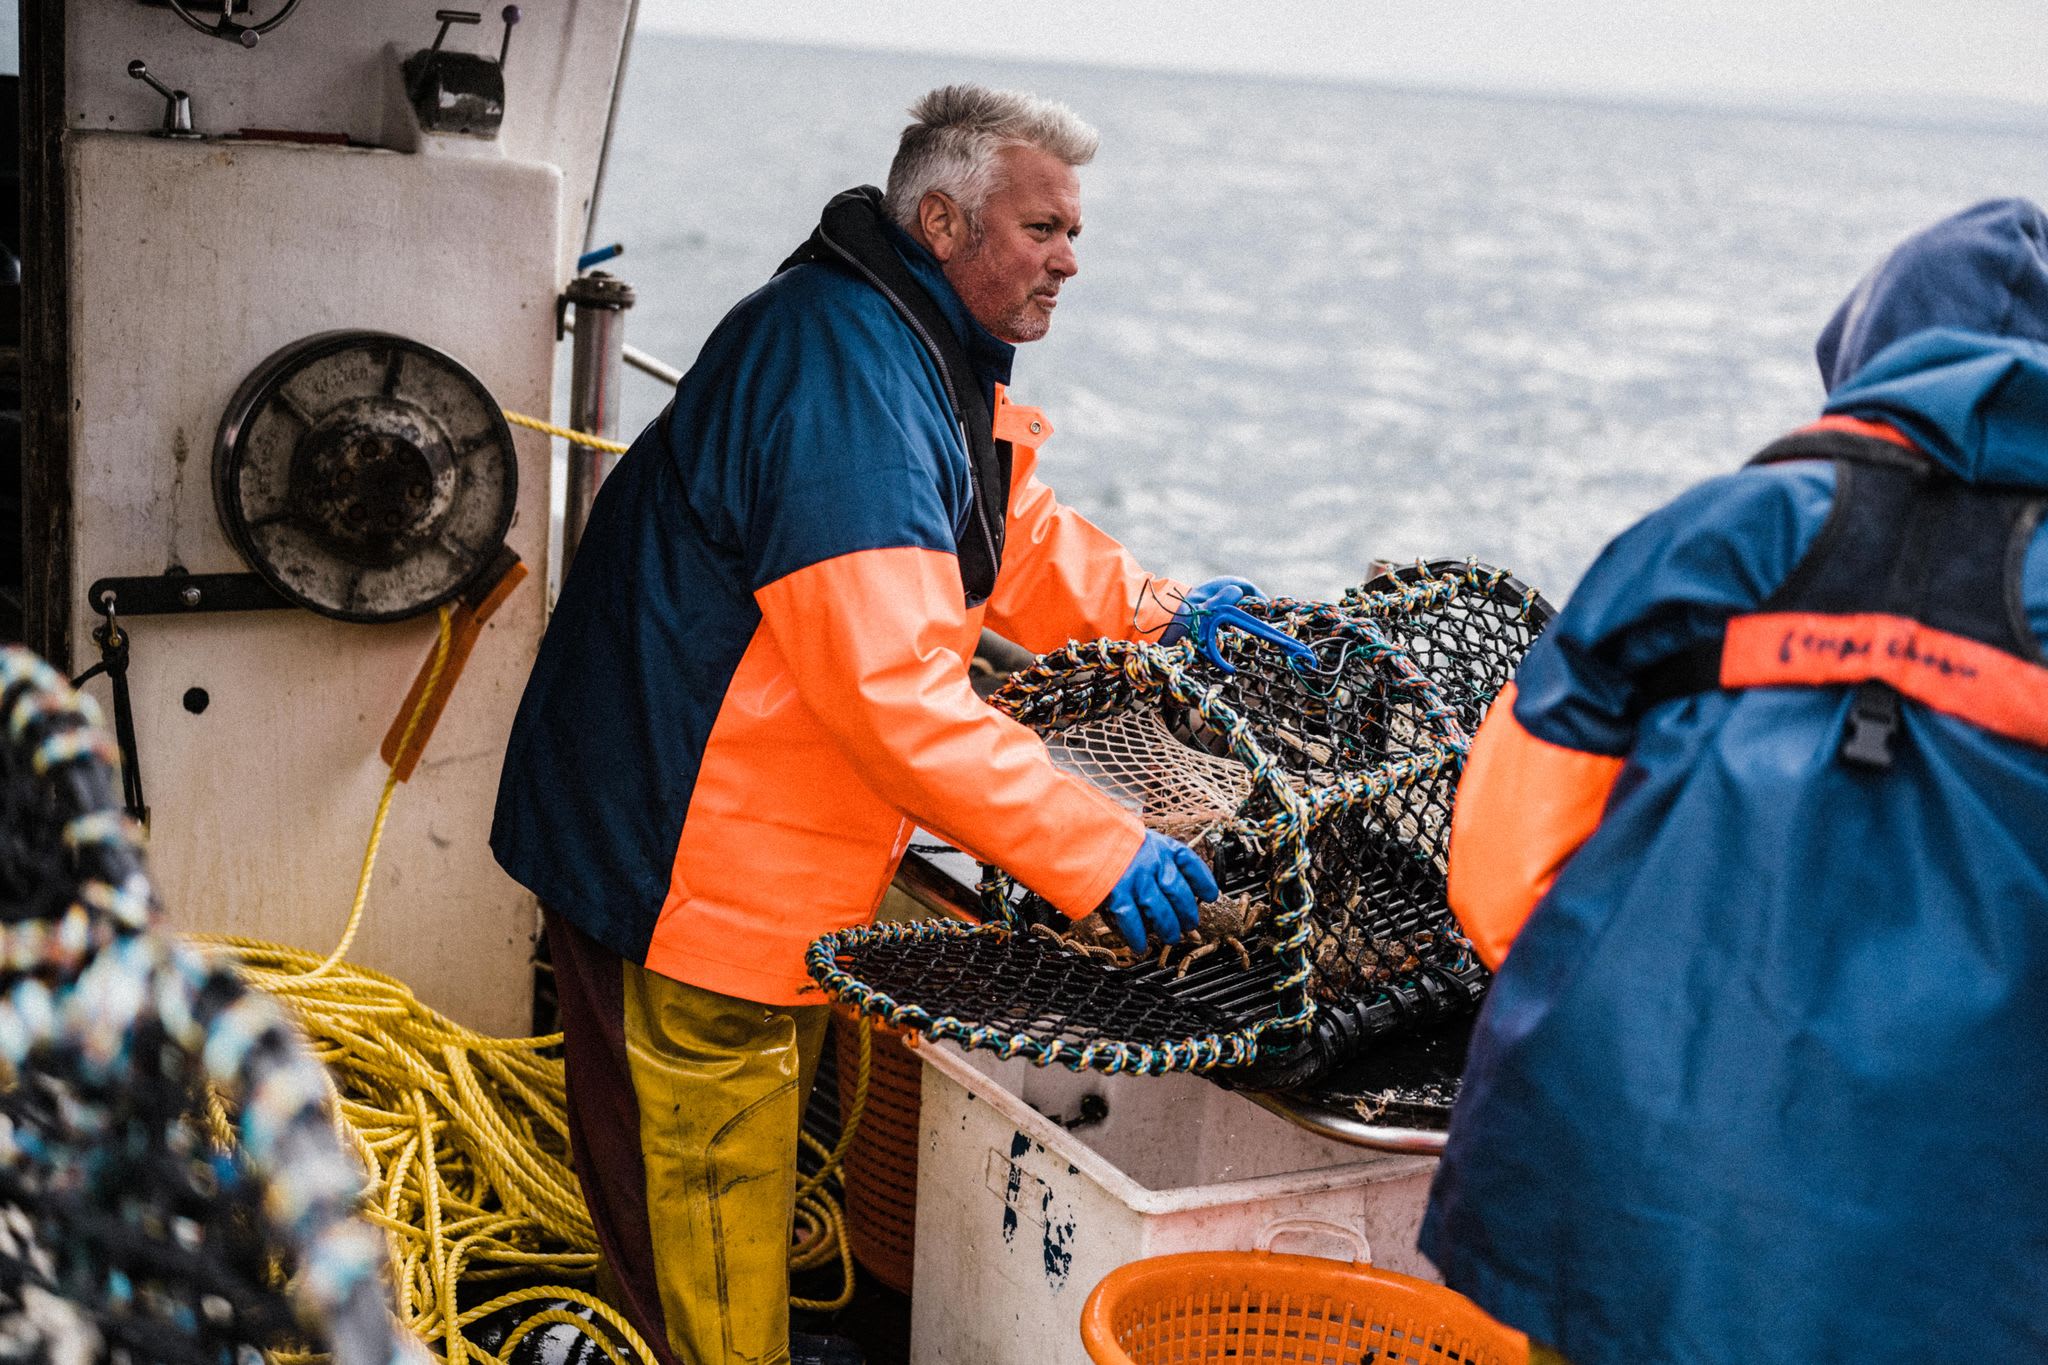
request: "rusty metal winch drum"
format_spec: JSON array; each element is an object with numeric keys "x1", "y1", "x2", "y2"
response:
[{"x1": 213, "y1": 330, "x2": 519, "y2": 623}]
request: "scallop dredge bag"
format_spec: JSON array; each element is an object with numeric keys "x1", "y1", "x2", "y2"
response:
[{"x1": 807, "y1": 560, "x2": 1553, "y2": 1085}]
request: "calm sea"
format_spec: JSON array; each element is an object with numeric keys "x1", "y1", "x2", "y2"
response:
[{"x1": 590, "y1": 35, "x2": 2048, "y2": 602}]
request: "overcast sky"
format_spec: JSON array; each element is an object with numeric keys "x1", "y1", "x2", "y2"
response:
[{"x1": 635, "y1": 2, "x2": 2045, "y2": 113}]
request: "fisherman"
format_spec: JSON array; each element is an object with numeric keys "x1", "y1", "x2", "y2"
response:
[
  {"x1": 1422, "y1": 198, "x2": 2048, "y2": 1364},
  {"x1": 492, "y1": 86, "x2": 1261, "y2": 1365}
]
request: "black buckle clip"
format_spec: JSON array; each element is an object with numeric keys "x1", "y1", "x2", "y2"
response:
[{"x1": 1840, "y1": 681, "x2": 1901, "y2": 770}]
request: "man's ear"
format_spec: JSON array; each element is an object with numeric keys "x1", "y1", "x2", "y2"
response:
[{"x1": 918, "y1": 190, "x2": 966, "y2": 263}]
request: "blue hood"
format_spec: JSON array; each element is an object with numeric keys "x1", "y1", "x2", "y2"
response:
[{"x1": 1817, "y1": 198, "x2": 2048, "y2": 487}]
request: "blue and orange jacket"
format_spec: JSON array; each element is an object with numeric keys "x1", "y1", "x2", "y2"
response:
[
  {"x1": 1420, "y1": 199, "x2": 2048, "y2": 1363},
  {"x1": 491, "y1": 190, "x2": 1176, "y2": 1005}
]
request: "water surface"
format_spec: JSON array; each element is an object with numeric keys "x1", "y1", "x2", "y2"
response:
[{"x1": 593, "y1": 36, "x2": 2048, "y2": 601}]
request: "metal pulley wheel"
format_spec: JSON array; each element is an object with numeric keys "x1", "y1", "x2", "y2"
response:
[
  {"x1": 162, "y1": 0, "x2": 304, "y2": 49},
  {"x1": 213, "y1": 331, "x2": 518, "y2": 623}
]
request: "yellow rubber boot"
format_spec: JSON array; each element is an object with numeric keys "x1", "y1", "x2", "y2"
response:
[{"x1": 622, "y1": 969, "x2": 828, "y2": 1365}]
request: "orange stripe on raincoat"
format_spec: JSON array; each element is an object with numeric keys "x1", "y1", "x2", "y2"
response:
[
  {"x1": 1723, "y1": 611, "x2": 2048, "y2": 747},
  {"x1": 1446, "y1": 683, "x2": 1625, "y2": 968},
  {"x1": 644, "y1": 395, "x2": 1159, "y2": 1004}
]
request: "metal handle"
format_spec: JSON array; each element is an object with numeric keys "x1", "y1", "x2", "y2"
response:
[
  {"x1": 497, "y1": 5, "x2": 522, "y2": 71},
  {"x1": 418, "y1": 7, "x2": 518, "y2": 72},
  {"x1": 412, "y1": 10, "x2": 483, "y2": 98},
  {"x1": 127, "y1": 60, "x2": 199, "y2": 138},
  {"x1": 1253, "y1": 1217, "x2": 1373, "y2": 1263},
  {"x1": 430, "y1": 7, "x2": 484, "y2": 56}
]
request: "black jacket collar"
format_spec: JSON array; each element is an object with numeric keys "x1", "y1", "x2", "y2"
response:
[{"x1": 778, "y1": 186, "x2": 1012, "y2": 605}]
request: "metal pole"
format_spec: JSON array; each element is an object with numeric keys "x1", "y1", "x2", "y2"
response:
[
  {"x1": 559, "y1": 270, "x2": 635, "y2": 573},
  {"x1": 561, "y1": 316, "x2": 682, "y2": 388},
  {"x1": 581, "y1": 0, "x2": 641, "y2": 254},
  {"x1": 620, "y1": 339, "x2": 683, "y2": 388}
]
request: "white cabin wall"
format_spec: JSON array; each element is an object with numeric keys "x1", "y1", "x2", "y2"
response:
[
  {"x1": 59, "y1": 6, "x2": 635, "y2": 1034},
  {"x1": 68, "y1": 1, "x2": 631, "y2": 278}
]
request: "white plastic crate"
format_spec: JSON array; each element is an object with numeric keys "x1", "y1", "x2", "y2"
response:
[{"x1": 909, "y1": 1040, "x2": 1439, "y2": 1365}]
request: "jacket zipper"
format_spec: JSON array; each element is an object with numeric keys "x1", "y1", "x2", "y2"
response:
[{"x1": 813, "y1": 224, "x2": 1004, "y2": 584}]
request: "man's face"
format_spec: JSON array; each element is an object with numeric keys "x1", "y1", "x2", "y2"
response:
[{"x1": 930, "y1": 144, "x2": 1082, "y2": 344}]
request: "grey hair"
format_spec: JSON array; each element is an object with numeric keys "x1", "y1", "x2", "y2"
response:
[{"x1": 884, "y1": 84, "x2": 1099, "y2": 233}]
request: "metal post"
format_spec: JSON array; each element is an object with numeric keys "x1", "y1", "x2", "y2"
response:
[{"x1": 559, "y1": 270, "x2": 635, "y2": 572}]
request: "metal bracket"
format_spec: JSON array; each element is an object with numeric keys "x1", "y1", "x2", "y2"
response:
[{"x1": 87, "y1": 572, "x2": 291, "y2": 617}]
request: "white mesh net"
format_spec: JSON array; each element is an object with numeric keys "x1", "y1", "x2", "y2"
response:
[{"x1": 1043, "y1": 711, "x2": 1250, "y2": 841}]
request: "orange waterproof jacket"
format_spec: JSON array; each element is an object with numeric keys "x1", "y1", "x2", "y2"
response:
[
  {"x1": 663, "y1": 393, "x2": 1172, "y2": 1003},
  {"x1": 493, "y1": 206, "x2": 1177, "y2": 1004}
]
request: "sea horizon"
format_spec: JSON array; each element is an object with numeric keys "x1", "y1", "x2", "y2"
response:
[{"x1": 586, "y1": 33, "x2": 2048, "y2": 602}]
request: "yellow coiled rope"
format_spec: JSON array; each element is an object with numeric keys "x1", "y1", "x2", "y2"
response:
[{"x1": 192, "y1": 603, "x2": 871, "y2": 1365}]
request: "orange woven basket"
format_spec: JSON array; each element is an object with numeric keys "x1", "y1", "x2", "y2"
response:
[
  {"x1": 1081, "y1": 1250, "x2": 1528, "y2": 1365},
  {"x1": 836, "y1": 1015, "x2": 923, "y2": 1294}
]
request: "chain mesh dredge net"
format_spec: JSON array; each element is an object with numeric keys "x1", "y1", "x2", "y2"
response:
[
  {"x1": 807, "y1": 562, "x2": 1552, "y2": 1085},
  {"x1": 0, "y1": 647, "x2": 420, "y2": 1365}
]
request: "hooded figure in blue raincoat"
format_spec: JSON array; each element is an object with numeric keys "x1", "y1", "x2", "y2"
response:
[{"x1": 1420, "y1": 198, "x2": 2048, "y2": 1364}]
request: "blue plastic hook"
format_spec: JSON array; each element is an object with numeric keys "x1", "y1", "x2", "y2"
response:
[{"x1": 1193, "y1": 604, "x2": 1320, "y2": 676}]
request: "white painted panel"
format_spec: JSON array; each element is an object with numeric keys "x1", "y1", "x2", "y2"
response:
[
  {"x1": 68, "y1": 131, "x2": 561, "y2": 1035},
  {"x1": 68, "y1": 1, "x2": 631, "y2": 275},
  {"x1": 911, "y1": 1044, "x2": 1439, "y2": 1365}
]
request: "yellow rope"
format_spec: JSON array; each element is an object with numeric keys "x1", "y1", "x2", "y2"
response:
[
  {"x1": 304, "y1": 608, "x2": 455, "y2": 979},
  {"x1": 502, "y1": 409, "x2": 630, "y2": 454},
  {"x1": 186, "y1": 601, "x2": 873, "y2": 1360},
  {"x1": 194, "y1": 929, "x2": 632, "y2": 1365},
  {"x1": 791, "y1": 1017, "x2": 869, "y2": 1314}
]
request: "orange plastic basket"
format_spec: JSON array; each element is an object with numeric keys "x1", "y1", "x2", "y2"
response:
[
  {"x1": 835, "y1": 1014, "x2": 923, "y2": 1294},
  {"x1": 1081, "y1": 1250, "x2": 1528, "y2": 1365}
]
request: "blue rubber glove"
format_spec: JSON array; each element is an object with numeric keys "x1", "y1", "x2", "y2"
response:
[
  {"x1": 1095, "y1": 831, "x2": 1221, "y2": 953},
  {"x1": 1162, "y1": 576, "x2": 1261, "y2": 671},
  {"x1": 1161, "y1": 576, "x2": 1261, "y2": 649},
  {"x1": 1160, "y1": 576, "x2": 1317, "y2": 675}
]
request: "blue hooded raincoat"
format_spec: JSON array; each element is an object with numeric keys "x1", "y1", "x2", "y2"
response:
[{"x1": 1419, "y1": 198, "x2": 2048, "y2": 1363}]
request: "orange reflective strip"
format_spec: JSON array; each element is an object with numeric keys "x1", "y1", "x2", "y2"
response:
[
  {"x1": 1798, "y1": 414, "x2": 1915, "y2": 448},
  {"x1": 1724, "y1": 612, "x2": 2048, "y2": 747},
  {"x1": 1447, "y1": 685, "x2": 1626, "y2": 969}
]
